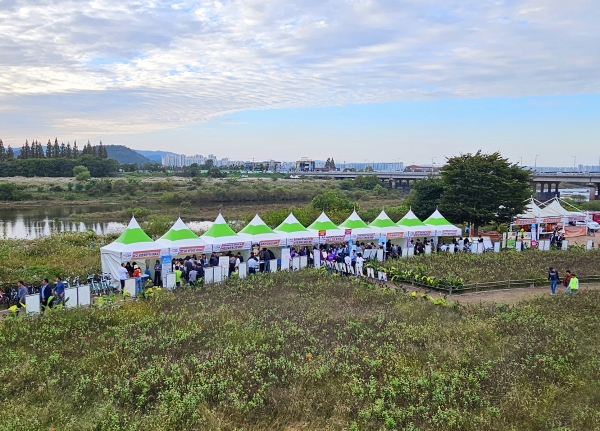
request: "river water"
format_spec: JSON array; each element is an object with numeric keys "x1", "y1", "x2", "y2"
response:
[{"x1": 0, "y1": 205, "x2": 213, "y2": 239}]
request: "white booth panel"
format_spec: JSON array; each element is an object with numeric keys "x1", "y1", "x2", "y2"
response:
[
  {"x1": 238, "y1": 262, "x2": 247, "y2": 278},
  {"x1": 124, "y1": 278, "x2": 137, "y2": 297},
  {"x1": 64, "y1": 287, "x2": 78, "y2": 309},
  {"x1": 204, "y1": 267, "x2": 214, "y2": 284},
  {"x1": 299, "y1": 256, "x2": 308, "y2": 269},
  {"x1": 25, "y1": 294, "x2": 40, "y2": 315},
  {"x1": 77, "y1": 284, "x2": 91, "y2": 306}
]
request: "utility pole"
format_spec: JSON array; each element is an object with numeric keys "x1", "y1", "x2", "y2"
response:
[{"x1": 534, "y1": 154, "x2": 540, "y2": 172}]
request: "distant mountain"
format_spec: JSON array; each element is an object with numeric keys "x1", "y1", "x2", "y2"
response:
[
  {"x1": 105, "y1": 145, "x2": 153, "y2": 164},
  {"x1": 134, "y1": 150, "x2": 178, "y2": 162}
]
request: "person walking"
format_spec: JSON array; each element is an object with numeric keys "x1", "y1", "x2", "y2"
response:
[
  {"x1": 568, "y1": 273, "x2": 579, "y2": 294},
  {"x1": 563, "y1": 270, "x2": 573, "y2": 294},
  {"x1": 547, "y1": 267, "x2": 560, "y2": 295},
  {"x1": 40, "y1": 278, "x2": 52, "y2": 310},
  {"x1": 53, "y1": 277, "x2": 66, "y2": 305},
  {"x1": 16, "y1": 281, "x2": 28, "y2": 315}
]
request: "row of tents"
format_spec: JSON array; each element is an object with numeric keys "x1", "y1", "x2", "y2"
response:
[
  {"x1": 100, "y1": 208, "x2": 462, "y2": 281},
  {"x1": 515, "y1": 197, "x2": 587, "y2": 226}
]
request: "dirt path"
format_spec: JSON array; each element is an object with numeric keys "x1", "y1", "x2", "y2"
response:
[{"x1": 409, "y1": 282, "x2": 600, "y2": 305}]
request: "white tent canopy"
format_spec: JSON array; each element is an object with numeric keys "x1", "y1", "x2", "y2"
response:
[
  {"x1": 200, "y1": 214, "x2": 251, "y2": 252},
  {"x1": 156, "y1": 217, "x2": 212, "y2": 256},
  {"x1": 274, "y1": 213, "x2": 317, "y2": 246},
  {"x1": 423, "y1": 210, "x2": 462, "y2": 237},
  {"x1": 396, "y1": 209, "x2": 433, "y2": 237},
  {"x1": 368, "y1": 210, "x2": 408, "y2": 240},
  {"x1": 307, "y1": 212, "x2": 346, "y2": 243},
  {"x1": 101, "y1": 217, "x2": 167, "y2": 284},
  {"x1": 338, "y1": 210, "x2": 379, "y2": 241},
  {"x1": 238, "y1": 214, "x2": 285, "y2": 247},
  {"x1": 542, "y1": 198, "x2": 585, "y2": 221}
]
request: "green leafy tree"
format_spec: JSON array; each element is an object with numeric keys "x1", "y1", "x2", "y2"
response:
[
  {"x1": 0, "y1": 139, "x2": 5, "y2": 161},
  {"x1": 439, "y1": 151, "x2": 531, "y2": 234},
  {"x1": 73, "y1": 165, "x2": 91, "y2": 181},
  {"x1": 365, "y1": 165, "x2": 374, "y2": 172},
  {"x1": 406, "y1": 177, "x2": 444, "y2": 220},
  {"x1": 53, "y1": 139, "x2": 60, "y2": 158},
  {"x1": 6, "y1": 146, "x2": 14, "y2": 160},
  {"x1": 311, "y1": 190, "x2": 355, "y2": 212}
]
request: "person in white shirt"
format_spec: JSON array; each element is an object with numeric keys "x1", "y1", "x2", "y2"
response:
[
  {"x1": 119, "y1": 263, "x2": 128, "y2": 290},
  {"x1": 344, "y1": 254, "x2": 353, "y2": 276},
  {"x1": 355, "y1": 253, "x2": 364, "y2": 277}
]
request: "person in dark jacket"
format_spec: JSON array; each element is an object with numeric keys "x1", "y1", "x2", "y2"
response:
[{"x1": 40, "y1": 278, "x2": 53, "y2": 310}]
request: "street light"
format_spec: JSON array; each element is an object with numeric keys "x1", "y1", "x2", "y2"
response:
[
  {"x1": 431, "y1": 157, "x2": 437, "y2": 172},
  {"x1": 572, "y1": 156, "x2": 576, "y2": 172},
  {"x1": 534, "y1": 154, "x2": 540, "y2": 172}
]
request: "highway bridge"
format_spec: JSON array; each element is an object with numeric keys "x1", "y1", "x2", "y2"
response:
[{"x1": 298, "y1": 171, "x2": 600, "y2": 200}]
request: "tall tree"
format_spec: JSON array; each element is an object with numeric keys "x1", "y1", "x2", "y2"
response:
[
  {"x1": 0, "y1": 139, "x2": 5, "y2": 161},
  {"x1": 60, "y1": 142, "x2": 66, "y2": 158},
  {"x1": 19, "y1": 140, "x2": 30, "y2": 159},
  {"x1": 406, "y1": 177, "x2": 444, "y2": 220},
  {"x1": 439, "y1": 151, "x2": 531, "y2": 234},
  {"x1": 6, "y1": 145, "x2": 14, "y2": 159},
  {"x1": 53, "y1": 139, "x2": 60, "y2": 158},
  {"x1": 46, "y1": 139, "x2": 53, "y2": 158},
  {"x1": 72, "y1": 141, "x2": 79, "y2": 158},
  {"x1": 66, "y1": 143, "x2": 72, "y2": 159}
]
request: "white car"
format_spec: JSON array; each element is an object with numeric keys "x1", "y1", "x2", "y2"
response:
[{"x1": 575, "y1": 220, "x2": 600, "y2": 231}]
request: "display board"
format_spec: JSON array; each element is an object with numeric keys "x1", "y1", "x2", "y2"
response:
[
  {"x1": 587, "y1": 240, "x2": 594, "y2": 251},
  {"x1": 270, "y1": 259, "x2": 278, "y2": 273},
  {"x1": 515, "y1": 241, "x2": 522, "y2": 252},
  {"x1": 425, "y1": 245, "x2": 431, "y2": 255},
  {"x1": 376, "y1": 249, "x2": 384, "y2": 261},
  {"x1": 407, "y1": 247, "x2": 414, "y2": 258},
  {"x1": 562, "y1": 240, "x2": 569, "y2": 250},
  {"x1": 280, "y1": 258, "x2": 290, "y2": 271},
  {"x1": 493, "y1": 242, "x2": 501, "y2": 253}
]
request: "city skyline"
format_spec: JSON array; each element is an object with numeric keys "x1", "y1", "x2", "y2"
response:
[{"x1": 1, "y1": 2, "x2": 599, "y2": 164}]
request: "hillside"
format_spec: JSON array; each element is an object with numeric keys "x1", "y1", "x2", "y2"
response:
[
  {"x1": 2, "y1": 270, "x2": 600, "y2": 430},
  {"x1": 105, "y1": 145, "x2": 152, "y2": 164},
  {"x1": 135, "y1": 149, "x2": 178, "y2": 162}
]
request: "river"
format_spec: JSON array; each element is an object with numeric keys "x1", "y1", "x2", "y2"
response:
[{"x1": 0, "y1": 205, "x2": 213, "y2": 239}]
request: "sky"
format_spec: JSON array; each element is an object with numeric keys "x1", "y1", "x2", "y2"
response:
[{"x1": 0, "y1": 0, "x2": 599, "y2": 165}]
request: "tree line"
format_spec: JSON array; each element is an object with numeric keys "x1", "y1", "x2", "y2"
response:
[{"x1": 0, "y1": 138, "x2": 108, "y2": 161}]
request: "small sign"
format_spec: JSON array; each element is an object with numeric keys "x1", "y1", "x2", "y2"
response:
[
  {"x1": 344, "y1": 229, "x2": 352, "y2": 235},
  {"x1": 318, "y1": 230, "x2": 326, "y2": 237},
  {"x1": 161, "y1": 255, "x2": 172, "y2": 265}
]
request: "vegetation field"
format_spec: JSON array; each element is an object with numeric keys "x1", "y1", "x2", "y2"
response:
[
  {"x1": 2, "y1": 271, "x2": 600, "y2": 430},
  {"x1": 384, "y1": 248, "x2": 600, "y2": 285}
]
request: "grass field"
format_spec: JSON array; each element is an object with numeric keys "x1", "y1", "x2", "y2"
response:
[{"x1": 2, "y1": 271, "x2": 600, "y2": 430}]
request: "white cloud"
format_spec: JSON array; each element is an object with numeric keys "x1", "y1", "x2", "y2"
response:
[{"x1": 0, "y1": 0, "x2": 598, "y2": 136}]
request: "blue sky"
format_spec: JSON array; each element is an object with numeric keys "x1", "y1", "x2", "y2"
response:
[{"x1": 1, "y1": 0, "x2": 599, "y2": 165}]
